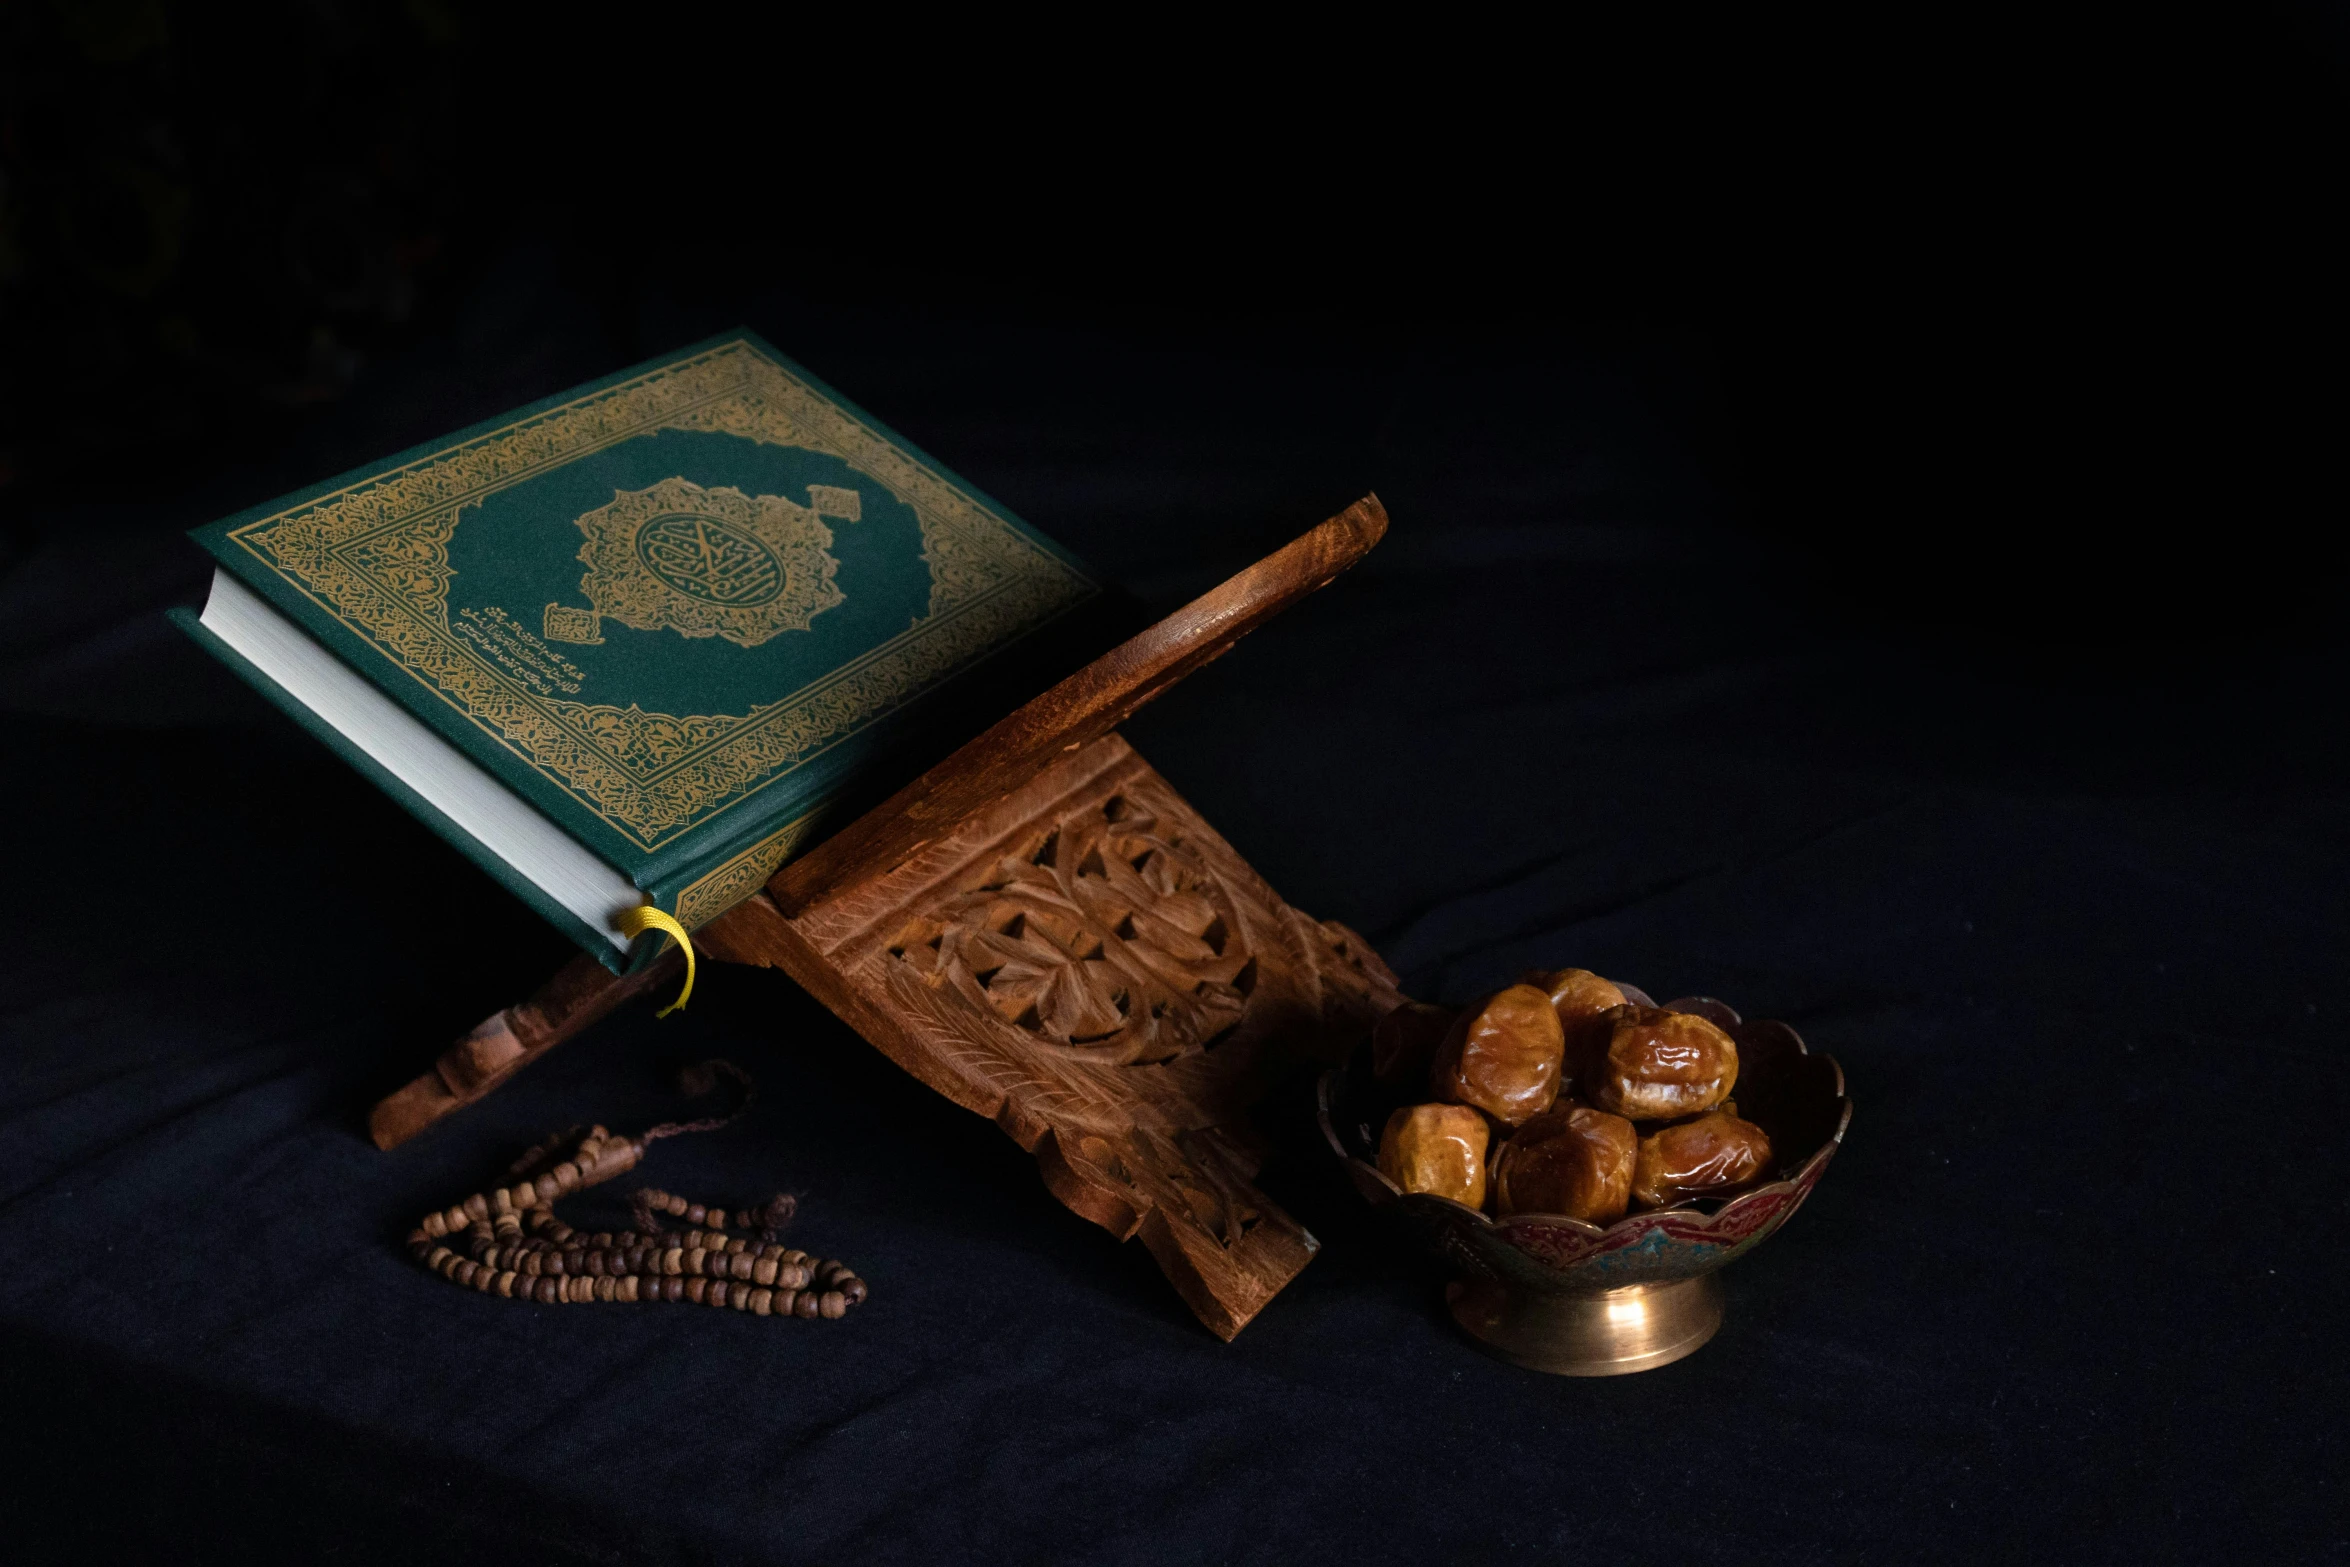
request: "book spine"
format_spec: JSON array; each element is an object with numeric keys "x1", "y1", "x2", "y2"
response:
[{"x1": 170, "y1": 608, "x2": 638, "y2": 974}]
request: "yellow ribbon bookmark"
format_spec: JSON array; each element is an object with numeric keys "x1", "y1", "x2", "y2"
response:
[{"x1": 616, "y1": 905, "x2": 697, "y2": 1018}]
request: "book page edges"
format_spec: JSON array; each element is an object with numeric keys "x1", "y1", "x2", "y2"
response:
[{"x1": 172, "y1": 593, "x2": 639, "y2": 971}]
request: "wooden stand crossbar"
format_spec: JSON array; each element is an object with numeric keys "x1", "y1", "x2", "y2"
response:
[{"x1": 370, "y1": 497, "x2": 1404, "y2": 1338}]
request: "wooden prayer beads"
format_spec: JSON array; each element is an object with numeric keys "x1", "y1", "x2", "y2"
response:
[
  {"x1": 631, "y1": 1187, "x2": 797, "y2": 1242},
  {"x1": 405, "y1": 1093, "x2": 868, "y2": 1321}
]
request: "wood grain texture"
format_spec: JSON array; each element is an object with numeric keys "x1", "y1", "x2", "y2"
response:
[
  {"x1": 368, "y1": 948, "x2": 681, "y2": 1149},
  {"x1": 768, "y1": 494, "x2": 1388, "y2": 918},
  {"x1": 698, "y1": 734, "x2": 1403, "y2": 1338}
]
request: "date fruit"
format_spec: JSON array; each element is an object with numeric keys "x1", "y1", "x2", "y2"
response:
[
  {"x1": 1378, "y1": 1103, "x2": 1491, "y2": 1208},
  {"x1": 1429, "y1": 984, "x2": 1566, "y2": 1125},
  {"x1": 1493, "y1": 1103, "x2": 1637, "y2": 1223},
  {"x1": 1579, "y1": 1004, "x2": 1739, "y2": 1120},
  {"x1": 1630, "y1": 1105, "x2": 1773, "y2": 1208},
  {"x1": 1522, "y1": 967, "x2": 1627, "y2": 1037}
]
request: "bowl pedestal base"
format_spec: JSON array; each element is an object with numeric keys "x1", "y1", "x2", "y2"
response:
[{"x1": 1446, "y1": 1273, "x2": 1724, "y2": 1376}]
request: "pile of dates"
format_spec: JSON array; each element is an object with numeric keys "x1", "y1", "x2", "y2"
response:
[{"x1": 1372, "y1": 970, "x2": 1774, "y2": 1223}]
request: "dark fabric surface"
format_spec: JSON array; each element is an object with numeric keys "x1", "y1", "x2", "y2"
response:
[{"x1": 0, "y1": 279, "x2": 2342, "y2": 1564}]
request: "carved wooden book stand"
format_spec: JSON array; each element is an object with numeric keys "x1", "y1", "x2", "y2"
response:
[{"x1": 371, "y1": 498, "x2": 1405, "y2": 1338}]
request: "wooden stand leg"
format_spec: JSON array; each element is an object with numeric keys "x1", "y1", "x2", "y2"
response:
[
  {"x1": 367, "y1": 947, "x2": 681, "y2": 1149},
  {"x1": 365, "y1": 499, "x2": 1399, "y2": 1336}
]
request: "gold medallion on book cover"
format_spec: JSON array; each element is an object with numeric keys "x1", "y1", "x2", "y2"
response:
[
  {"x1": 562, "y1": 476, "x2": 850, "y2": 649},
  {"x1": 227, "y1": 341, "x2": 1092, "y2": 852}
]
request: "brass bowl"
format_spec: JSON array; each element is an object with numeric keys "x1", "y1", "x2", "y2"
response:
[{"x1": 1317, "y1": 992, "x2": 1850, "y2": 1376}]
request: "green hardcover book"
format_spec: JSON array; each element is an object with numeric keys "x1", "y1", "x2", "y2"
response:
[{"x1": 173, "y1": 330, "x2": 1098, "y2": 970}]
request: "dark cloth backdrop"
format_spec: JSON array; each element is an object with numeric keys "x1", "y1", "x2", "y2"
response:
[
  {"x1": 1, "y1": 275, "x2": 2342, "y2": 1563},
  {"x1": 4, "y1": 9, "x2": 2347, "y2": 1550}
]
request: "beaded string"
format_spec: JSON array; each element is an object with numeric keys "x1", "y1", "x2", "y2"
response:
[{"x1": 405, "y1": 1062, "x2": 867, "y2": 1321}]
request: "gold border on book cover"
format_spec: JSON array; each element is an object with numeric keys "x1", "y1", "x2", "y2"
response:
[
  {"x1": 227, "y1": 342, "x2": 1091, "y2": 850},
  {"x1": 672, "y1": 812, "x2": 822, "y2": 931}
]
